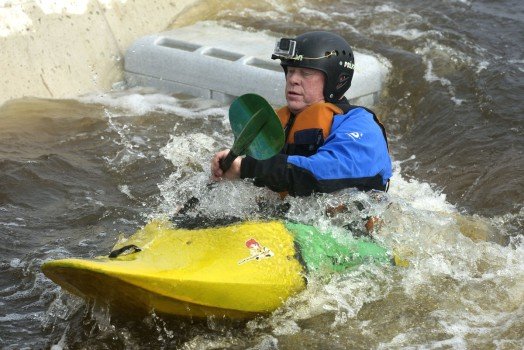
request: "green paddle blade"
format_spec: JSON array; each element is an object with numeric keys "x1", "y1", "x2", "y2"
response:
[{"x1": 229, "y1": 93, "x2": 284, "y2": 160}]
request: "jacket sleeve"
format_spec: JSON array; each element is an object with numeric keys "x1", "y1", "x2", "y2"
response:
[
  {"x1": 240, "y1": 108, "x2": 392, "y2": 195},
  {"x1": 241, "y1": 154, "x2": 327, "y2": 195}
]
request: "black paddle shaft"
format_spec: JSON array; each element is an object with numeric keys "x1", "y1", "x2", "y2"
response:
[{"x1": 219, "y1": 150, "x2": 239, "y2": 172}]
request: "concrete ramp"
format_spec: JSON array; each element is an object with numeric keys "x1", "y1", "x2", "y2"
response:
[
  {"x1": 124, "y1": 22, "x2": 389, "y2": 106},
  {"x1": 0, "y1": 0, "x2": 199, "y2": 105}
]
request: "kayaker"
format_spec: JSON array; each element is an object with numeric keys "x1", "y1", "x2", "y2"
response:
[{"x1": 211, "y1": 31, "x2": 392, "y2": 196}]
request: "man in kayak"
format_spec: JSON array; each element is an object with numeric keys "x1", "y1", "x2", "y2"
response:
[{"x1": 211, "y1": 31, "x2": 392, "y2": 196}]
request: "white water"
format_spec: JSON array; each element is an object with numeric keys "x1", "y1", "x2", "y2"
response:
[
  {"x1": 73, "y1": 89, "x2": 524, "y2": 348},
  {"x1": 2, "y1": 0, "x2": 522, "y2": 347}
]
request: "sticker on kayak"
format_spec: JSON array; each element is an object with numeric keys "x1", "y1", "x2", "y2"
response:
[{"x1": 238, "y1": 238, "x2": 274, "y2": 265}]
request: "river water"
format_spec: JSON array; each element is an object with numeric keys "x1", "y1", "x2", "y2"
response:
[{"x1": 1, "y1": 0, "x2": 523, "y2": 349}]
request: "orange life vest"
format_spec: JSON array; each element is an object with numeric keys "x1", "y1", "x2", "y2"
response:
[{"x1": 277, "y1": 102, "x2": 343, "y2": 156}]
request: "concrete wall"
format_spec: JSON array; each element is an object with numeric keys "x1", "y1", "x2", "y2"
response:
[{"x1": 0, "y1": 0, "x2": 200, "y2": 106}]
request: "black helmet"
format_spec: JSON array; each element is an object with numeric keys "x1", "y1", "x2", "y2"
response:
[{"x1": 271, "y1": 31, "x2": 354, "y2": 103}]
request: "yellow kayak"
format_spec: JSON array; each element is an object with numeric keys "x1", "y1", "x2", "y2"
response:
[{"x1": 43, "y1": 220, "x2": 397, "y2": 318}]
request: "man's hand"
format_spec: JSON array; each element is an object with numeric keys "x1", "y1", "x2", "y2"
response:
[{"x1": 210, "y1": 149, "x2": 242, "y2": 181}]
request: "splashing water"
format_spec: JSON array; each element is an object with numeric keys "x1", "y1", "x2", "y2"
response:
[{"x1": 1, "y1": 0, "x2": 523, "y2": 348}]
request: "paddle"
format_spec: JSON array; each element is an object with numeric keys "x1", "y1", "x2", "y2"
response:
[{"x1": 219, "y1": 93, "x2": 284, "y2": 172}]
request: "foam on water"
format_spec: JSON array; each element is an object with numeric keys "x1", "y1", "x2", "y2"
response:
[
  {"x1": 0, "y1": 82, "x2": 518, "y2": 348},
  {"x1": 158, "y1": 131, "x2": 223, "y2": 214},
  {"x1": 384, "y1": 28, "x2": 441, "y2": 41},
  {"x1": 162, "y1": 143, "x2": 521, "y2": 348},
  {"x1": 2, "y1": 0, "x2": 522, "y2": 344},
  {"x1": 148, "y1": 91, "x2": 522, "y2": 348},
  {"x1": 78, "y1": 89, "x2": 225, "y2": 118},
  {"x1": 298, "y1": 7, "x2": 332, "y2": 21}
]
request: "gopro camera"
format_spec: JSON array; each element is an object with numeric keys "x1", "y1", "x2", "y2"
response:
[{"x1": 272, "y1": 38, "x2": 297, "y2": 59}]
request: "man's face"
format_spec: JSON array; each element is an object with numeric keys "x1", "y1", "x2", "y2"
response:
[{"x1": 285, "y1": 67, "x2": 325, "y2": 114}]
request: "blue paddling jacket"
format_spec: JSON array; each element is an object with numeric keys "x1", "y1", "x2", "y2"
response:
[{"x1": 240, "y1": 98, "x2": 392, "y2": 196}]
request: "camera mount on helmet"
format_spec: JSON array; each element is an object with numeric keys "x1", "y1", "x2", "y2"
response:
[{"x1": 272, "y1": 38, "x2": 297, "y2": 60}]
